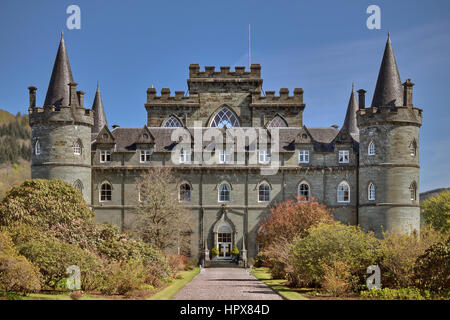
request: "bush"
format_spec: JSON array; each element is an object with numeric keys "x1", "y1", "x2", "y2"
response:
[
  {"x1": 261, "y1": 238, "x2": 293, "y2": 280},
  {"x1": 421, "y1": 190, "x2": 450, "y2": 233},
  {"x1": 378, "y1": 227, "x2": 445, "y2": 289},
  {"x1": 167, "y1": 254, "x2": 188, "y2": 272},
  {"x1": 254, "y1": 252, "x2": 270, "y2": 268},
  {"x1": 232, "y1": 245, "x2": 239, "y2": 256},
  {"x1": 414, "y1": 237, "x2": 450, "y2": 293},
  {"x1": 18, "y1": 236, "x2": 103, "y2": 290},
  {"x1": 322, "y1": 261, "x2": 352, "y2": 297},
  {"x1": 211, "y1": 247, "x2": 219, "y2": 257},
  {"x1": 360, "y1": 287, "x2": 431, "y2": 300},
  {"x1": 100, "y1": 260, "x2": 148, "y2": 295},
  {"x1": 0, "y1": 230, "x2": 41, "y2": 294},
  {"x1": 289, "y1": 222, "x2": 380, "y2": 290},
  {"x1": 257, "y1": 197, "x2": 333, "y2": 250}
]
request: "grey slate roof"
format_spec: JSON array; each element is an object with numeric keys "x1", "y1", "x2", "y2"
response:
[
  {"x1": 92, "y1": 84, "x2": 108, "y2": 134},
  {"x1": 44, "y1": 33, "x2": 74, "y2": 109},
  {"x1": 96, "y1": 127, "x2": 340, "y2": 153},
  {"x1": 342, "y1": 86, "x2": 359, "y2": 138},
  {"x1": 371, "y1": 34, "x2": 404, "y2": 107}
]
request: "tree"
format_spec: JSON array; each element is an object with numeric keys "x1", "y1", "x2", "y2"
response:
[
  {"x1": 421, "y1": 190, "x2": 450, "y2": 233},
  {"x1": 257, "y1": 196, "x2": 333, "y2": 249},
  {"x1": 133, "y1": 168, "x2": 191, "y2": 252}
]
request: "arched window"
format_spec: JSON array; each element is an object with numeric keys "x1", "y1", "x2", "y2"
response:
[
  {"x1": 180, "y1": 183, "x2": 191, "y2": 202},
  {"x1": 368, "y1": 182, "x2": 375, "y2": 201},
  {"x1": 298, "y1": 182, "x2": 310, "y2": 201},
  {"x1": 73, "y1": 140, "x2": 82, "y2": 155},
  {"x1": 337, "y1": 181, "x2": 350, "y2": 203},
  {"x1": 35, "y1": 140, "x2": 41, "y2": 155},
  {"x1": 368, "y1": 141, "x2": 375, "y2": 156},
  {"x1": 73, "y1": 180, "x2": 83, "y2": 193},
  {"x1": 100, "y1": 182, "x2": 112, "y2": 202},
  {"x1": 210, "y1": 107, "x2": 240, "y2": 128},
  {"x1": 258, "y1": 183, "x2": 270, "y2": 202},
  {"x1": 409, "y1": 140, "x2": 417, "y2": 157},
  {"x1": 267, "y1": 115, "x2": 288, "y2": 128},
  {"x1": 163, "y1": 116, "x2": 182, "y2": 128},
  {"x1": 218, "y1": 183, "x2": 231, "y2": 202},
  {"x1": 410, "y1": 182, "x2": 417, "y2": 201}
]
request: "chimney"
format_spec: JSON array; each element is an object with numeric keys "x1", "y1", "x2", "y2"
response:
[
  {"x1": 77, "y1": 90, "x2": 85, "y2": 108},
  {"x1": 28, "y1": 86, "x2": 37, "y2": 108},
  {"x1": 403, "y1": 79, "x2": 414, "y2": 107},
  {"x1": 357, "y1": 89, "x2": 366, "y2": 109},
  {"x1": 68, "y1": 82, "x2": 79, "y2": 107}
]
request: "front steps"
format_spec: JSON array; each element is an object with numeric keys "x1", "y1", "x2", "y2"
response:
[{"x1": 205, "y1": 259, "x2": 244, "y2": 268}]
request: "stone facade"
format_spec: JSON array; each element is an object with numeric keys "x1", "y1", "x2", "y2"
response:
[{"x1": 29, "y1": 34, "x2": 422, "y2": 265}]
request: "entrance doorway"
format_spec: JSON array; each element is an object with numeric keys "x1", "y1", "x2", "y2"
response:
[{"x1": 217, "y1": 226, "x2": 232, "y2": 259}]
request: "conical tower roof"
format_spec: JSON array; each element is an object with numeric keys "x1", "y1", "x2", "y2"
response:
[
  {"x1": 44, "y1": 33, "x2": 74, "y2": 109},
  {"x1": 92, "y1": 83, "x2": 108, "y2": 133},
  {"x1": 371, "y1": 34, "x2": 403, "y2": 107},
  {"x1": 342, "y1": 84, "x2": 359, "y2": 137}
]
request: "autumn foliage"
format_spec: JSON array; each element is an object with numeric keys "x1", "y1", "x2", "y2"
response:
[{"x1": 257, "y1": 196, "x2": 333, "y2": 249}]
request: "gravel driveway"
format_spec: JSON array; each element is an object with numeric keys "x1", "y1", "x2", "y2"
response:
[{"x1": 172, "y1": 267, "x2": 283, "y2": 300}]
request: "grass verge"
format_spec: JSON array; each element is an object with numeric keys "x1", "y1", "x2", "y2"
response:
[
  {"x1": 148, "y1": 267, "x2": 200, "y2": 300},
  {"x1": 252, "y1": 267, "x2": 308, "y2": 300}
]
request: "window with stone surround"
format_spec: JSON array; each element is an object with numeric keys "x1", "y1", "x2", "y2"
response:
[
  {"x1": 337, "y1": 181, "x2": 350, "y2": 203},
  {"x1": 259, "y1": 150, "x2": 271, "y2": 164},
  {"x1": 35, "y1": 140, "x2": 41, "y2": 155},
  {"x1": 299, "y1": 150, "x2": 309, "y2": 163},
  {"x1": 298, "y1": 182, "x2": 310, "y2": 201},
  {"x1": 179, "y1": 183, "x2": 191, "y2": 202},
  {"x1": 339, "y1": 150, "x2": 349, "y2": 163},
  {"x1": 218, "y1": 183, "x2": 231, "y2": 202},
  {"x1": 73, "y1": 180, "x2": 83, "y2": 194},
  {"x1": 409, "y1": 140, "x2": 417, "y2": 157},
  {"x1": 210, "y1": 107, "x2": 240, "y2": 128},
  {"x1": 368, "y1": 182, "x2": 376, "y2": 201},
  {"x1": 100, "y1": 182, "x2": 112, "y2": 202},
  {"x1": 219, "y1": 150, "x2": 231, "y2": 164},
  {"x1": 140, "y1": 150, "x2": 151, "y2": 163},
  {"x1": 180, "y1": 148, "x2": 191, "y2": 164},
  {"x1": 163, "y1": 116, "x2": 182, "y2": 128},
  {"x1": 267, "y1": 115, "x2": 288, "y2": 127},
  {"x1": 73, "y1": 140, "x2": 82, "y2": 155},
  {"x1": 410, "y1": 181, "x2": 417, "y2": 201},
  {"x1": 258, "y1": 183, "x2": 270, "y2": 202},
  {"x1": 368, "y1": 141, "x2": 375, "y2": 156},
  {"x1": 100, "y1": 150, "x2": 111, "y2": 163}
]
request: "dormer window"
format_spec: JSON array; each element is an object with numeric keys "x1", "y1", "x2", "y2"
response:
[
  {"x1": 140, "y1": 150, "x2": 151, "y2": 163},
  {"x1": 35, "y1": 140, "x2": 41, "y2": 155},
  {"x1": 339, "y1": 150, "x2": 349, "y2": 163},
  {"x1": 368, "y1": 141, "x2": 375, "y2": 156},
  {"x1": 259, "y1": 150, "x2": 271, "y2": 164},
  {"x1": 100, "y1": 150, "x2": 111, "y2": 163},
  {"x1": 180, "y1": 148, "x2": 191, "y2": 164},
  {"x1": 219, "y1": 150, "x2": 231, "y2": 164},
  {"x1": 299, "y1": 150, "x2": 309, "y2": 163}
]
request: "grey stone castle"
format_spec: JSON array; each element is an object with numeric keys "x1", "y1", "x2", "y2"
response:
[{"x1": 28, "y1": 34, "x2": 422, "y2": 264}]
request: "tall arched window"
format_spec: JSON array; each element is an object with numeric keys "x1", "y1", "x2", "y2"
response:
[
  {"x1": 298, "y1": 182, "x2": 310, "y2": 201},
  {"x1": 35, "y1": 140, "x2": 41, "y2": 155},
  {"x1": 337, "y1": 181, "x2": 350, "y2": 203},
  {"x1": 73, "y1": 140, "x2": 82, "y2": 155},
  {"x1": 368, "y1": 141, "x2": 375, "y2": 156},
  {"x1": 218, "y1": 183, "x2": 231, "y2": 202},
  {"x1": 267, "y1": 115, "x2": 288, "y2": 127},
  {"x1": 410, "y1": 181, "x2": 417, "y2": 201},
  {"x1": 100, "y1": 182, "x2": 112, "y2": 202},
  {"x1": 163, "y1": 116, "x2": 182, "y2": 128},
  {"x1": 258, "y1": 183, "x2": 270, "y2": 202},
  {"x1": 73, "y1": 179, "x2": 83, "y2": 193},
  {"x1": 180, "y1": 183, "x2": 191, "y2": 202},
  {"x1": 368, "y1": 182, "x2": 375, "y2": 200},
  {"x1": 210, "y1": 107, "x2": 240, "y2": 128},
  {"x1": 409, "y1": 140, "x2": 417, "y2": 157}
]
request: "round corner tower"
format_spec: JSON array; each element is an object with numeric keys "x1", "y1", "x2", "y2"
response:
[
  {"x1": 28, "y1": 34, "x2": 93, "y2": 204},
  {"x1": 357, "y1": 35, "x2": 423, "y2": 237}
]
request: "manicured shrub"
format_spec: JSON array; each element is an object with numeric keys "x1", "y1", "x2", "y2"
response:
[
  {"x1": 414, "y1": 237, "x2": 450, "y2": 293},
  {"x1": 0, "y1": 230, "x2": 41, "y2": 294},
  {"x1": 378, "y1": 227, "x2": 445, "y2": 289},
  {"x1": 257, "y1": 197, "x2": 333, "y2": 250},
  {"x1": 211, "y1": 247, "x2": 219, "y2": 258},
  {"x1": 289, "y1": 222, "x2": 380, "y2": 290},
  {"x1": 232, "y1": 245, "x2": 239, "y2": 256},
  {"x1": 360, "y1": 287, "x2": 431, "y2": 300},
  {"x1": 322, "y1": 261, "x2": 352, "y2": 297}
]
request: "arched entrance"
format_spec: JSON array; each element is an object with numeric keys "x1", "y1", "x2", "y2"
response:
[{"x1": 217, "y1": 224, "x2": 232, "y2": 259}]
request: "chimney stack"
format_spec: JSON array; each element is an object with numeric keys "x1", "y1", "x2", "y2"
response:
[
  {"x1": 28, "y1": 86, "x2": 37, "y2": 108},
  {"x1": 357, "y1": 89, "x2": 366, "y2": 109},
  {"x1": 403, "y1": 79, "x2": 414, "y2": 107}
]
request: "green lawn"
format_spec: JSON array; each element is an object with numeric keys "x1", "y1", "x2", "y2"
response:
[
  {"x1": 148, "y1": 267, "x2": 200, "y2": 300},
  {"x1": 252, "y1": 267, "x2": 309, "y2": 300}
]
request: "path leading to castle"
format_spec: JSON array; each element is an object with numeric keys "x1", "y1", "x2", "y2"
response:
[{"x1": 172, "y1": 267, "x2": 283, "y2": 300}]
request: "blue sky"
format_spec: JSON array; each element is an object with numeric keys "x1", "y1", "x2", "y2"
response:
[{"x1": 0, "y1": 0, "x2": 449, "y2": 191}]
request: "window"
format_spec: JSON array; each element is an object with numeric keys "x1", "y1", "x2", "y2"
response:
[
  {"x1": 299, "y1": 150, "x2": 309, "y2": 163},
  {"x1": 267, "y1": 115, "x2": 287, "y2": 127},
  {"x1": 259, "y1": 150, "x2": 271, "y2": 164},
  {"x1": 410, "y1": 182, "x2": 417, "y2": 201},
  {"x1": 179, "y1": 183, "x2": 191, "y2": 202},
  {"x1": 210, "y1": 107, "x2": 240, "y2": 128},
  {"x1": 339, "y1": 150, "x2": 349, "y2": 163},
  {"x1": 218, "y1": 183, "x2": 230, "y2": 202},
  {"x1": 140, "y1": 150, "x2": 151, "y2": 163},
  {"x1": 219, "y1": 150, "x2": 231, "y2": 164},
  {"x1": 180, "y1": 148, "x2": 191, "y2": 164},
  {"x1": 100, "y1": 182, "x2": 112, "y2": 202},
  {"x1": 35, "y1": 140, "x2": 41, "y2": 155},
  {"x1": 73, "y1": 180, "x2": 83, "y2": 193},
  {"x1": 258, "y1": 183, "x2": 270, "y2": 202},
  {"x1": 368, "y1": 183, "x2": 376, "y2": 201},
  {"x1": 337, "y1": 182, "x2": 350, "y2": 203},
  {"x1": 100, "y1": 150, "x2": 111, "y2": 163},
  {"x1": 409, "y1": 140, "x2": 417, "y2": 157},
  {"x1": 368, "y1": 141, "x2": 375, "y2": 156},
  {"x1": 298, "y1": 182, "x2": 310, "y2": 201},
  {"x1": 163, "y1": 116, "x2": 182, "y2": 128},
  {"x1": 73, "y1": 141, "x2": 81, "y2": 155}
]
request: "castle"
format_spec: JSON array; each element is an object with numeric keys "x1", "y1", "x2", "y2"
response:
[{"x1": 28, "y1": 33, "x2": 422, "y2": 264}]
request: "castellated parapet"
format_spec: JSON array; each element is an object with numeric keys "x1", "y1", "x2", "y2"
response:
[{"x1": 357, "y1": 106, "x2": 422, "y2": 128}]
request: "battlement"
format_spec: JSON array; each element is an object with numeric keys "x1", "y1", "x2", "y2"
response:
[
  {"x1": 251, "y1": 88, "x2": 305, "y2": 107},
  {"x1": 29, "y1": 105, "x2": 94, "y2": 126},
  {"x1": 189, "y1": 64, "x2": 261, "y2": 79},
  {"x1": 145, "y1": 87, "x2": 200, "y2": 106},
  {"x1": 357, "y1": 106, "x2": 422, "y2": 127}
]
